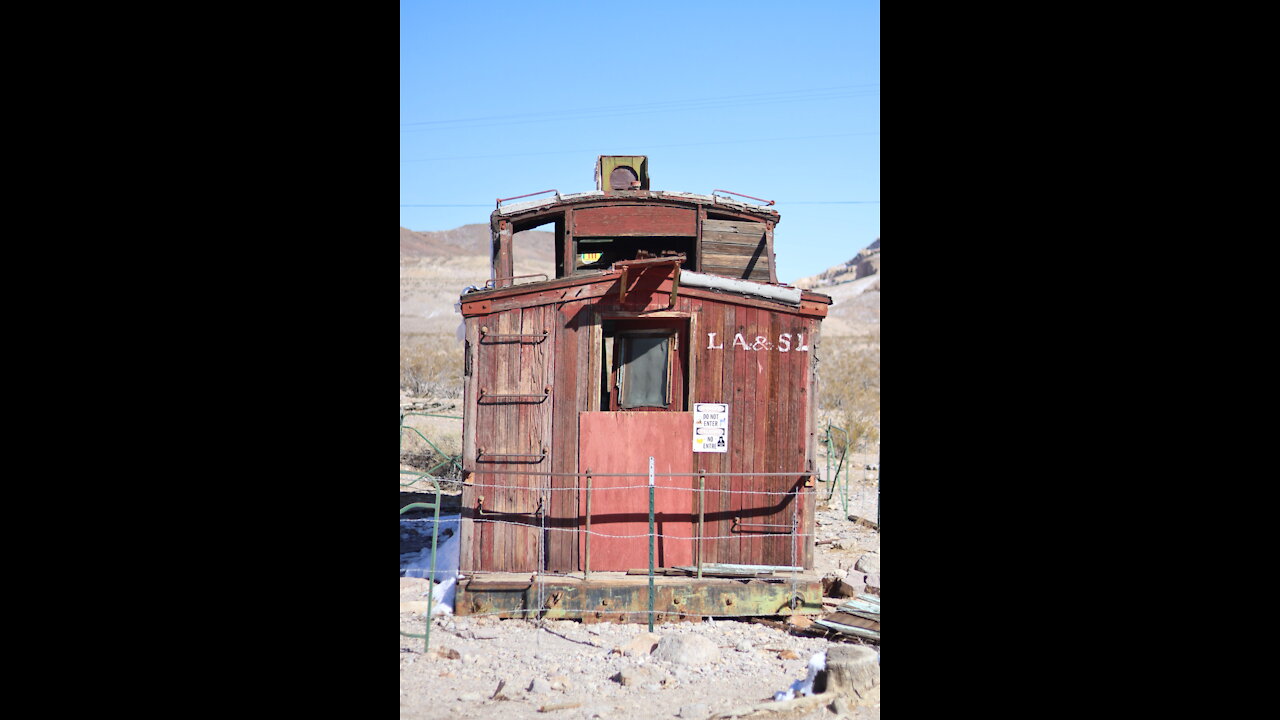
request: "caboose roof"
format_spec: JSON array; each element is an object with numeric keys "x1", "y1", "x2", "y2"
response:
[
  {"x1": 459, "y1": 262, "x2": 831, "y2": 319},
  {"x1": 492, "y1": 190, "x2": 780, "y2": 230}
]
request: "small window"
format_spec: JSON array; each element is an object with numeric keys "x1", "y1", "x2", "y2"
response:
[
  {"x1": 573, "y1": 237, "x2": 695, "y2": 275},
  {"x1": 600, "y1": 320, "x2": 687, "y2": 412},
  {"x1": 619, "y1": 334, "x2": 670, "y2": 409}
]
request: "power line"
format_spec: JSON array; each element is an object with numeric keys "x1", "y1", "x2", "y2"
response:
[
  {"x1": 400, "y1": 131, "x2": 879, "y2": 164},
  {"x1": 402, "y1": 85, "x2": 877, "y2": 126},
  {"x1": 401, "y1": 92, "x2": 877, "y2": 133},
  {"x1": 401, "y1": 84, "x2": 879, "y2": 131}
]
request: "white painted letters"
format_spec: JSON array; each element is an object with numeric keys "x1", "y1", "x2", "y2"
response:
[{"x1": 705, "y1": 331, "x2": 810, "y2": 353}]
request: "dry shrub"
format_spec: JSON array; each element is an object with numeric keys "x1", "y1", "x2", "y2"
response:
[
  {"x1": 400, "y1": 335, "x2": 464, "y2": 398},
  {"x1": 399, "y1": 419, "x2": 462, "y2": 468},
  {"x1": 818, "y1": 336, "x2": 880, "y2": 452}
]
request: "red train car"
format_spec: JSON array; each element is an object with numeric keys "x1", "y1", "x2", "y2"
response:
[{"x1": 455, "y1": 157, "x2": 832, "y2": 617}]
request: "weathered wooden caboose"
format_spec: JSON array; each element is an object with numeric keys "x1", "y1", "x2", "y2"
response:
[{"x1": 455, "y1": 156, "x2": 832, "y2": 620}]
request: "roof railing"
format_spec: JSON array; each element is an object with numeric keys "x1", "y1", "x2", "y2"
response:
[
  {"x1": 496, "y1": 189, "x2": 561, "y2": 209},
  {"x1": 712, "y1": 189, "x2": 775, "y2": 206}
]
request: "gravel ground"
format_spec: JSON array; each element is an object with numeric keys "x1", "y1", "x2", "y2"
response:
[{"x1": 399, "y1": 492, "x2": 880, "y2": 720}]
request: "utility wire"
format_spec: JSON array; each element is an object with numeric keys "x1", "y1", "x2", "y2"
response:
[
  {"x1": 401, "y1": 93, "x2": 876, "y2": 132},
  {"x1": 401, "y1": 84, "x2": 879, "y2": 131},
  {"x1": 401, "y1": 130, "x2": 879, "y2": 164},
  {"x1": 402, "y1": 84, "x2": 877, "y2": 126}
]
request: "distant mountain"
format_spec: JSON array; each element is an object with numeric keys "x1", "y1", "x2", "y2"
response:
[
  {"x1": 400, "y1": 225, "x2": 556, "y2": 337},
  {"x1": 401, "y1": 227, "x2": 878, "y2": 339},
  {"x1": 399, "y1": 224, "x2": 556, "y2": 264},
  {"x1": 795, "y1": 239, "x2": 879, "y2": 290},
  {"x1": 793, "y1": 240, "x2": 880, "y2": 339}
]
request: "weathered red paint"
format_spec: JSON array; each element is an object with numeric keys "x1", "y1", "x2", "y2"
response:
[
  {"x1": 578, "y1": 412, "x2": 695, "y2": 571},
  {"x1": 574, "y1": 205, "x2": 698, "y2": 237}
]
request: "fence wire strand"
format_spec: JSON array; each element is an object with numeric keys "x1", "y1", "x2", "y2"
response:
[{"x1": 403, "y1": 449, "x2": 833, "y2": 651}]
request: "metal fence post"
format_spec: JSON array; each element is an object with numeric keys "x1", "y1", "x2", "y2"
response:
[
  {"x1": 584, "y1": 469, "x2": 593, "y2": 580},
  {"x1": 697, "y1": 471, "x2": 705, "y2": 580},
  {"x1": 648, "y1": 456, "x2": 656, "y2": 633}
]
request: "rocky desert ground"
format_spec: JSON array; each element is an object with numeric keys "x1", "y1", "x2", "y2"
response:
[{"x1": 398, "y1": 465, "x2": 880, "y2": 720}]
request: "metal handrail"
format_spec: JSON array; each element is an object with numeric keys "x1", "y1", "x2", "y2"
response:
[
  {"x1": 479, "y1": 327, "x2": 549, "y2": 342},
  {"x1": 479, "y1": 386, "x2": 551, "y2": 403},
  {"x1": 482, "y1": 275, "x2": 549, "y2": 290},
  {"x1": 476, "y1": 495, "x2": 544, "y2": 518},
  {"x1": 475, "y1": 447, "x2": 547, "y2": 463},
  {"x1": 712, "y1": 189, "x2": 776, "y2": 206},
  {"x1": 496, "y1": 189, "x2": 560, "y2": 208}
]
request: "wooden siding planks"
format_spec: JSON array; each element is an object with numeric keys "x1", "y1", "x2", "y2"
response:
[
  {"x1": 701, "y1": 219, "x2": 770, "y2": 282},
  {"x1": 549, "y1": 300, "x2": 588, "y2": 572},
  {"x1": 574, "y1": 205, "x2": 697, "y2": 237},
  {"x1": 461, "y1": 276, "x2": 821, "y2": 574}
]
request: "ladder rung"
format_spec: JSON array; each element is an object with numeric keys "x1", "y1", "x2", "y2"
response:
[
  {"x1": 479, "y1": 386, "x2": 551, "y2": 402},
  {"x1": 480, "y1": 327, "x2": 549, "y2": 342}
]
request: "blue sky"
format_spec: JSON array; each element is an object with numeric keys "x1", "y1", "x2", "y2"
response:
[{"x1": 400, "y1": 0, "x2": 879, "y2": 283}]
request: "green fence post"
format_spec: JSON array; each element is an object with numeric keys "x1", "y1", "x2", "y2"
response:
[{"x1": 400, "y1": 484, "x2": 442, "y2": 653}]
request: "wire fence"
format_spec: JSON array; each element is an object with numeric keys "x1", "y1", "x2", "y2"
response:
[
  {"x1": 400, "y1": 409, "x2": 461, "y2": 652},
  {"x1": 399, "y1": 408, "x2": 464, "y2": 484},
  {"x1": 400, "y1": 418, "x2": 878, "y2": 654},
  {"x1": 820, "y1": 425, "x2": 880, "y2": 527}
]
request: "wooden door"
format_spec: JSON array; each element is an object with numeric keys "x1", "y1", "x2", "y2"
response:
[
  {"x1": 464, "y1": 306, "x2": 554, "y2": 573},
  {"x1": 578, "y1": 412, "x2": 694, "y2": 571}
]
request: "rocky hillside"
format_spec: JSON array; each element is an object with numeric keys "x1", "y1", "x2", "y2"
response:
[
  {"x1": 402, "y1": 227, "x2": 879, "y2": 340},
  {"x1": 400, "y1": 225, "x2": 555, "y2": 336},
  {"x1": 795, "y1": 239, "x2": 879, "y2": 290},
  {"x1": 400, "y1": 224, "x2": 557, "y2": 264},
  {"x1": 794, "y1": 240, "x2": 880, "y2": 340}
]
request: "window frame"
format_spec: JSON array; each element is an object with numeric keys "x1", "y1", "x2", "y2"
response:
[
  {"x1": 614, "y1": 330, "x2": 676, "y2": 410},
  {"x1": 596, "y1": 313, "x2": 690, "y2": 413}
]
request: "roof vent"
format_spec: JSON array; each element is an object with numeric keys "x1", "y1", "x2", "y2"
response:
[{"x1": 596, "y1": 156, "x2": 649, "y2": 193}]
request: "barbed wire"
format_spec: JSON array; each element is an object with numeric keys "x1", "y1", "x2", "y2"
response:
[
  {"x1": 449, "y1": 481, "x2": 813, "y2": 496},
  {"x1": 468, "y1": 516, "x2": 814, "y2": 541}
]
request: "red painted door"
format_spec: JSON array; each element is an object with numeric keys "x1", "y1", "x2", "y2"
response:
[{"x1": 578, "y1": 412, "x2": 694, "y2": 571}]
